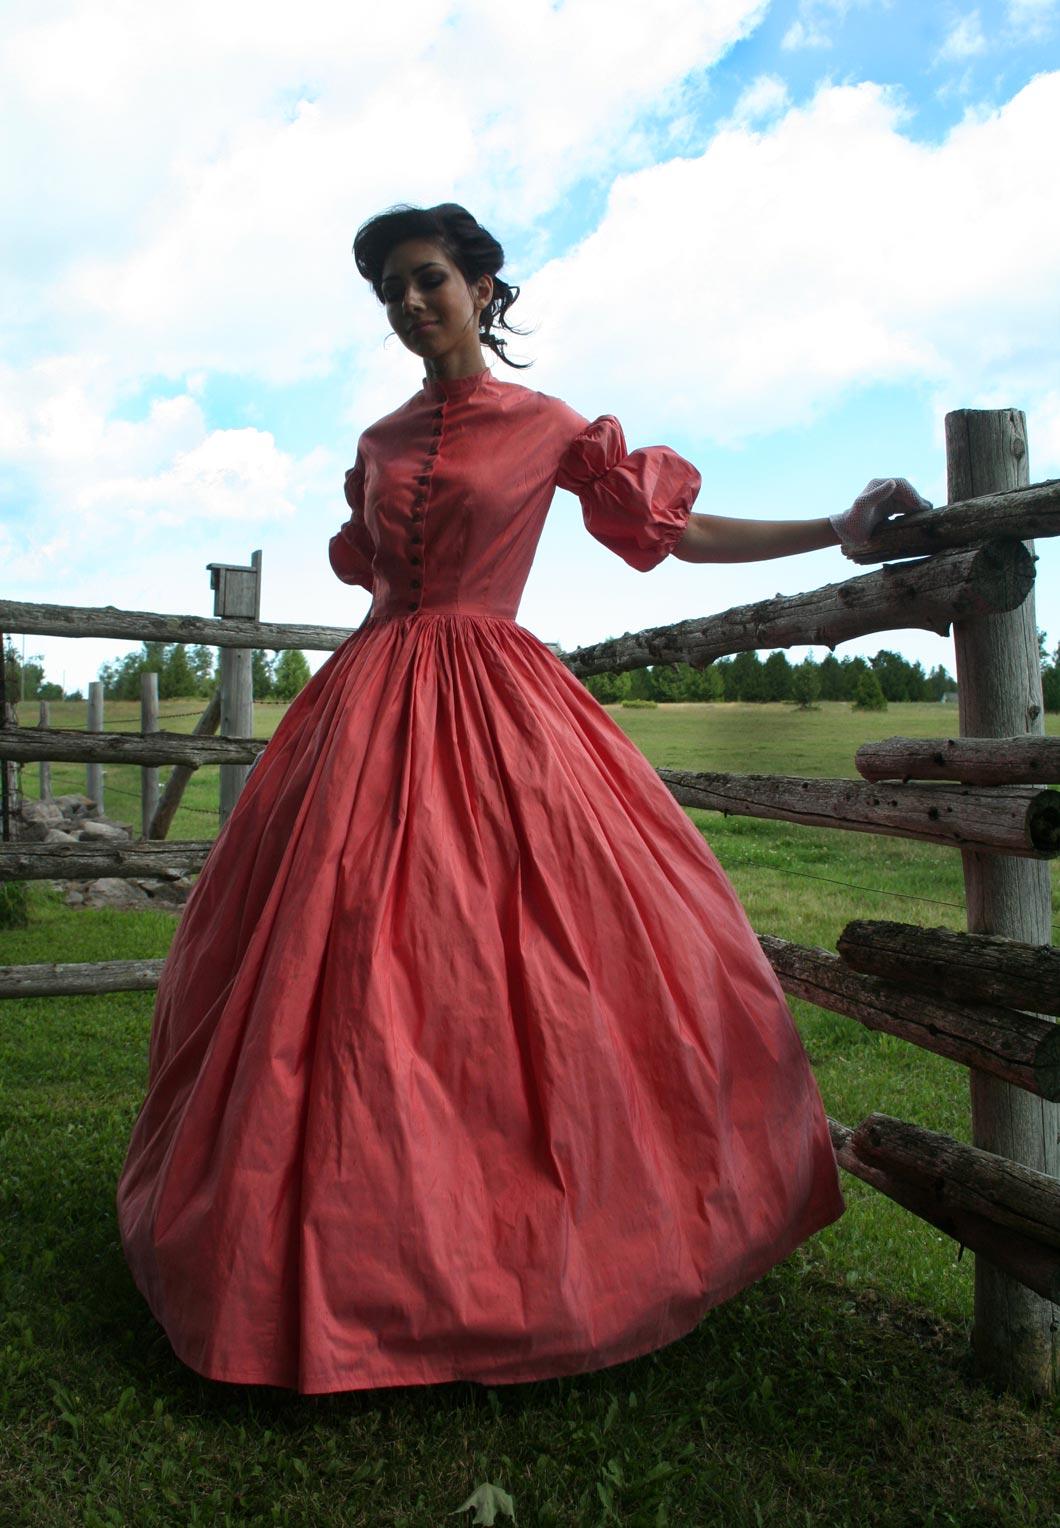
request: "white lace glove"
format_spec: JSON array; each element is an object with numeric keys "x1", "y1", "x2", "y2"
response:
[{"x1": 830, "y1": 478, "x2": 933, "y2": 554}]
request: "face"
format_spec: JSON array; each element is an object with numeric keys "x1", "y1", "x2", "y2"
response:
[{"x1": 379, "y1": 238, "x2": 493, "y2": 379}]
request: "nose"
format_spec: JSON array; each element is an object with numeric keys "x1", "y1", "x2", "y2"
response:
[{"x1": 402, "y1": 283, "x2": 426, "y2": 314}]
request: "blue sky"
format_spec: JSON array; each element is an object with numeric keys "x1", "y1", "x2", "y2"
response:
[{"x1": 3, "y1": 0, "x2": 1059, "y2": 693}]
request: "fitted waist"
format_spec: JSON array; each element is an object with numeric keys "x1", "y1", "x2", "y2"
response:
[{"x1": 369, "y1": 595, "x2": 520, "y2": 622}]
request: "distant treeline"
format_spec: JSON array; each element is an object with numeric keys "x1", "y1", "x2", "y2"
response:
[
  {"x1": 584, "y1": 649, "x2": 958, "y2": 706},
  {"x1": 95, "y1": 643, "x2": 311, "y2": 702}
]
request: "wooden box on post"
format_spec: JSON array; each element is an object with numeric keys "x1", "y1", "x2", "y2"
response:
[
  {"x1": 207, "y1": 552, "x2": 260, "y2": 827},
  {"x1": 948, "y1": 408, "x2": 1059, "y2": 1397}
]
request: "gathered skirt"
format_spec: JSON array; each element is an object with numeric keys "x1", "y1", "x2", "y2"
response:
[{"x1": 117, "y1": 613, "x2": 842, "y2": 1392}]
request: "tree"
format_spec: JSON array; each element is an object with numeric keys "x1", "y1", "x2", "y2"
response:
[
  {"x1": 648, "y1": 664, "x2": 683, "y2": 702},
  {"x1": 38, "y1": 682, "x2": 63, "y2": 700},
  {"x1": 274, "y1": 649, "x2": 312, "y2": 701},
  {"x1": 161, "y1": 644, "x2": 196, "y2": 698},
  {"x1": 252, "y1": 649, "x2": 277, "y2": 700},
  {"x1": 817, "y1": 653, "x2": 845, "y2": 701},
  {"x1": 727, "y1": 651, "x2": 766, "y2": 701},
  {"x1": 585, "y1": 670, "x2": 629, "y2": 704},
  {"x1": 188, "y1": 645, "x2": 217, "y2": 695},
  {"x1": 853, "y1": 669, "x2": 887, "y2": 710},
  {"x1": 790, "y1": 659, "x2": 822, "y2": 709},
  {"x1": 679, "y1": 663, "x2": 723, "y2": 701},
  {"x1": 2, "y1": 642, "x2": 45, "y2": 702},
  {"x1": 762, "y1": 650, "x2": 793, "y2": 702}
]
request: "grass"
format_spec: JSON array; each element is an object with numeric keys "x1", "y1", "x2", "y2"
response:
[{"x1": 2, "y1": 701, "x2": 1059, "y2": 1525}]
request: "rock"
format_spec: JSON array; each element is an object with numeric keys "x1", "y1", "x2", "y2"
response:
[
  {"x1": 43, "y1": 828, "x2": 80, "y2": 844},
  {"x1": 21, "y1": 800, "x2": 64, "y2": 828},
  {"x1": 53, "y1": 794, "x2": 98, "y2": 819},
  {"x1": 82, "y1": 878, "x2": 150, "y2": 910},
  {"x1": 78, "y1": 820, "x2": 131, "y2": 842},
  {"x1": 62, "y1": 890, "x2": 85, "y2": 907}
]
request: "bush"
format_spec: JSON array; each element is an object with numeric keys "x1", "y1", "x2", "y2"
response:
[
  {"x1": 0, "y1": 881, "x2": 30, "y2": 929},
  {"x1": 621, "y1": 698, "x2": 658, "y2": 709}
]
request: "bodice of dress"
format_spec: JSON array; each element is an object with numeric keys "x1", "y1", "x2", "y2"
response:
[{"x1": 330, "y1": 370, "x2": 702, "y2": 622}]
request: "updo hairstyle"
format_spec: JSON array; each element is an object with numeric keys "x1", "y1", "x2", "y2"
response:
[{"x1": 353, "y1": 203, "x2": 529, "y2": 368}]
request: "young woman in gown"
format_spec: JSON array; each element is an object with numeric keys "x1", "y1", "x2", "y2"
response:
[{"x1": 117, "y1": 203, "x2": 930, "y2": 1394}]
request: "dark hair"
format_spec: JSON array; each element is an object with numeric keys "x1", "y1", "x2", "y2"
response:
[{"x1": 353, "y1": 203, "x2": 529, "y2": 368}]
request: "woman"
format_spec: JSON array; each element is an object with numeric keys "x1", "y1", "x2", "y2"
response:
[{"x1": 117, "y1": 203, "x2": 929, "y2": 1394}]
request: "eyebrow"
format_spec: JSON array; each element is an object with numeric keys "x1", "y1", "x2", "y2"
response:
[{"x1": 381, "y1": 261, "x2": 447, "y2": 285}]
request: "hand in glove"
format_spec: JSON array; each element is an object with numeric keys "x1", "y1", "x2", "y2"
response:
[{"x1": 830, "y1": 479, "x2": 933, "y2": 555}]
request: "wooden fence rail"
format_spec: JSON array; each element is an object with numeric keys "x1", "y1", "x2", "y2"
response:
[
  {"x1": 856, "y1": 735, "x2": 1060, "y2": 785},
  {"x1": 0, "y1": 600, "x2": 350, "y2": 653},
  {"x1": 843, "y1": 476, "x2": 1060, "y2": 563},
  {"x1": 0, "y1": 727, "x2": 264, "y2": 769},
  {"x1": 564, "y1": 540, "x2": 1033, "y2": 678}
]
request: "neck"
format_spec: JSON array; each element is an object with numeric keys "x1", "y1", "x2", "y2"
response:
[{"x1": 423, "y1": 341, "x2": 488, "y2": 382}]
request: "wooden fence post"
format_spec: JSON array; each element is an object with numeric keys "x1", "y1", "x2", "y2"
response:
[
  {"x1": 208, "y1": 552, "x2": 261, "y2": 828},
  {"x1": 219, "y1": 649, "x2": 253, "y2": 825},
  {"x1": 141, "y1": 672, "x2": 159, "y2": 839},
  {"x1": 86, "y1": 681, "x2": 104, "y2": 814},
  {"x1": 948, "y1": 407, "x2": 1059, "y2": 1396},
  {"x1": 38, "y1": 701, "x2": 51, "y2": 801}
]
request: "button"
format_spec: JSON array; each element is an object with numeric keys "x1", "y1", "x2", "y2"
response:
[
  {"x1": 410, "y1": 511, "x2": 424, "y2": 523},
  {"x1": 427, "y1": 443, "x2": 439, "y2": 456},
  {"x1": 407, "y1": 601, "x2": 419, "y2": 612},
  {"x1": 432, "y1": 426, "x2": 442, "y2": 437},
  {"x1": 434, "y1": 407, "x2": 443, "y2": 418},
  {"x1": 410, "y1": 554, "x2": 422, "y2": 566},
  {"x1": 417, "y1": 475, "x2": 429, "y2": 486},
  {"x1": 410, "y1": 532, "x2": 423, "y2": 545},
  {"x1": 410, "y1": 578, "x2": 422, "y2": 589}
]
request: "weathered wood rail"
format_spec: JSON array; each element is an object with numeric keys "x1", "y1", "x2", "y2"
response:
[
  {"x1": 564, "y1": 540, "x2": 1033, "y2": 677},
  {"x1": 829, "y1": 1118, "x2": 1060, "y2": 1306},
  {"x1": 0, "y1": 727, "x2": 264, "y2": 768},
  {"x1": 856, "y1": 735, "x2": 1060, "y2": 786},
  {"x1": 842, "y1": 477, "x2": 1060, "y2": 563},
  {"x1": 761, "y1": 934, "x2": 1060, "y2": 1099},
  {"x1": 0, "y1": 600, "x2": 350, "y2": 653},
  {"x1": 837, "y1": 921, "x2": 1060, "y2": 1017},
  {"x1": 0, "y1": 958, "x2": 166, "y2": 999},
  {"x1": 658, "y1": 770, "x2": 1060, "y2": 857},
  {"x1": 0, "y1": 840, "x2": 212, "y2": 884}
]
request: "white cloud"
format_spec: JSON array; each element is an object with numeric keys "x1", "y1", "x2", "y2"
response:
[
  {"x1": 727, "y1": 75, "x2": 792, "y2": 126},
  {"x1": 782, "y1": 19, "x2": 833, "y2": 49},
  {"x1": 937, "y1": 11, "x2": 987, "y2": 60},
  {"x1": 521, "y1": 74, "x2": 1060, "y2": 447},
  {"x1": 1006, "y1": 0, "x2": 1058, "y2": 39}
]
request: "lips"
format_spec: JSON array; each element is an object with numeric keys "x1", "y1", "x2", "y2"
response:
[{"x1": 408, "y1": 320, "x2": 438, "y2": 337}]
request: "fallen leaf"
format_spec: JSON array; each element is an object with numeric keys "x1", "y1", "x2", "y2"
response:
[{"x1": 452, "y1": 1481, "x2": 516, "y2": 1524}]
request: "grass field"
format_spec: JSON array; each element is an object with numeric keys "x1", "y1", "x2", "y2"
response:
[{"x1": 2, "y1": 700, "x2": 1059, "y2": 1525}]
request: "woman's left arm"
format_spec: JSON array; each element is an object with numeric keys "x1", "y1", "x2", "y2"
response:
[{"x1": 672, "y1": 477, "x2": 932, "y2": 565}]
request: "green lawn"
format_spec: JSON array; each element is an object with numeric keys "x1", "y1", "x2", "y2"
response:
[{"x1": 2, "y1": 701, "x2": 1059, "y2": 1526}]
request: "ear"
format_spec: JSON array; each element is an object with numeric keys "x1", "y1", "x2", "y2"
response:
[{"x1": 472, "y1": 273, "x2": 493, "y2": 312}]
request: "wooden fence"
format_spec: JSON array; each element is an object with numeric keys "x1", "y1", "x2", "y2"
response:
[{"x1": 2, "y1": 408, "x2": 1059, "y2": 1396}]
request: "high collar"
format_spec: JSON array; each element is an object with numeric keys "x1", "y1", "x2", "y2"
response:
[{"x1": 421, "y1": 368, "x2": 493, "y2": 403}]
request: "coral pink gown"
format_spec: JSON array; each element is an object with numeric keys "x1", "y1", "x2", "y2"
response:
[{"x1": 117, "y1": 369, "x2": 842, "y2": 1393}]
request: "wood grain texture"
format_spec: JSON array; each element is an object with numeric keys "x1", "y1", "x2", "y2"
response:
[
  {"x1": 657, "y1": 769, "x2": 1060, "y2": 856},
  {"x1": 837, "y1": 921, "x2": 1060, "y2": 1017},
  {"x1": 842, "y1": 476, "x2": 1060, "y2": 563},
  {"x1": 760, "y1": 934, "x2": 1060, "y2": 1098},
  {"x1": 564, "y1": 541, "x2": 1034, "y2": 676},
  {"x1": 856, "y1": 735, "x2": 1060, "y2": 785}
]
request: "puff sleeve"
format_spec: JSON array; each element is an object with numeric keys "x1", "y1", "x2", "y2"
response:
[
  {"x1": 556, "y1": 415, "x2": 700, "y2": 571},
  {"x1": 329, "y1": 454, "x2": 375, "y2": 591}
]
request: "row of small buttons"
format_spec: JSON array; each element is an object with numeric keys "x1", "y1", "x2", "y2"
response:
[{"x1": 406, "y1": 406, "x2": 444, "y2": 611}]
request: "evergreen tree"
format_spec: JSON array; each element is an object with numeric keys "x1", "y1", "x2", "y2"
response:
[
  {"x1": 679, "y1": 664, "x2": 723, "y2": 701},
  {"x1": 586, "y1": 671, "x2": 628, "y2": 704},
  {"x1": 728, "y1": 651, "x2": 766, "y2": 701},
  {"x1": 790, "y1": 659, "x2": 822, "y2": 708},
  {"x1": 818, "y1": 653, "x2": 845, "y2": 701},
  {"x1": 853, "y1": 669, "x2": 888, "y2": 710},
  {"x1": 275, "y1": 649, "x2": 312, "y2": 701},
  {"x1": 762, "y1": 650, "x2": 793, "y2": 702},
  {"x1": 160, "y1": 644, "x2": 196, "y2": 698}
]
